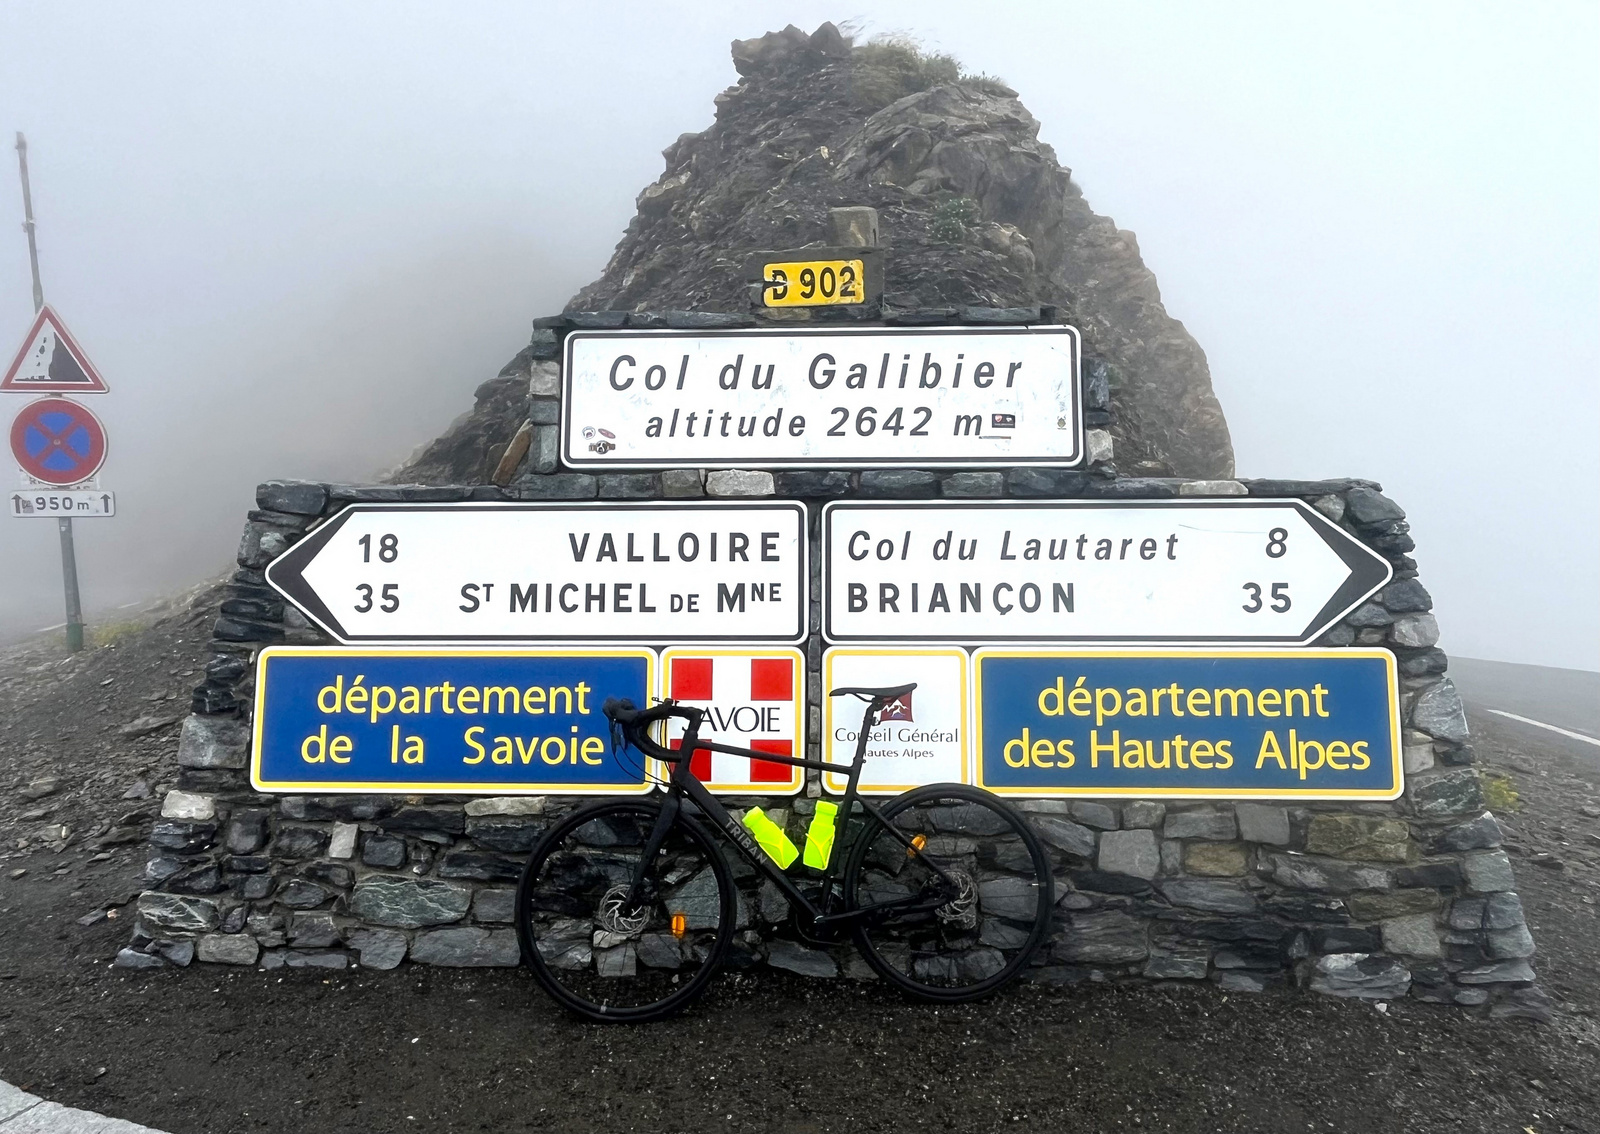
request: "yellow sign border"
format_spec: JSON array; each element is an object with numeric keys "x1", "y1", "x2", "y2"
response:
[
  {"x1": 250, "y1": 646, "x2": 657, "y2": 795},
  {"x1": 821, "y1": 645, "x2": 971, "y2": 796},
  {"x1": 658, "y1": 645, "x2": 806, "y2": 796},
  {"x1": 761, "y1": 258, "x2": 868, "y2": 308},
  {"x1": 971, "y1": 647, "x2": 1403, "y2": 801}
]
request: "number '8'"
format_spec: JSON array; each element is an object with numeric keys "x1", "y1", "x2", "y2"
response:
[{"x1": 1265, "y1": 528, "x2": 1288, "y2": 558}]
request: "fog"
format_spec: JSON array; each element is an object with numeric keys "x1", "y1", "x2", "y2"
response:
[{"x1": 1, "y1": 2, "x2": 1595, "y2": 669}]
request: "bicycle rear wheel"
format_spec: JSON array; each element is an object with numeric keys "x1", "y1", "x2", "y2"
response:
[
  {"x1": 515, "y1": 799, "x2": 735, "y2": 1022},
  {"x1": 843, "y1": 784, "x2": 1052, "y2": 1002}
]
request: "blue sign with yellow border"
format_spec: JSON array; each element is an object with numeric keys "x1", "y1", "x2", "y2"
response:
[
  {"x1": 974, "y1": 648, "x2": 1401, "y2": 800},
  {"x1": 251, "y1": 647, "x2": 655, "y2": 794}
]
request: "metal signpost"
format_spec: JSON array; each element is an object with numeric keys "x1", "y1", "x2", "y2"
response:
[
  {"x1": 7, "y1": 133, "x2": 113, "y2": 653},
  {"x1": 820, "y1": 499, "x2": 1391, "y2": 645},
  {"x1": 264, "y1": 501, "x2": 809, "y2": 644},
  {"x1": 561, "y1": 325, "x2": 1081, "y2": 469}
]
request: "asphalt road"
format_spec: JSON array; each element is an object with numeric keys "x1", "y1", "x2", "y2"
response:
[{"x1": 1450, "y1": 657, "x2": 1600, "y2": 764}]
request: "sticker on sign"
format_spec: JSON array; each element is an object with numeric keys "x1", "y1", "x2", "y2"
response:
[
  {"x1": 265, "y1": 501, "x2": 808, "y2": 644},
  {"x1": 562, "y1": 326, "x2": 1081, "y2": 468},
  {"x1": 821, "y1": 500, "x2": 1391, "y2": 645},
  {"x1": 660, "y1": 647, "x2": 805, "y2": 795},
  {"x1": 10, "y1": 489, "x2": 114, "y2": 518}
]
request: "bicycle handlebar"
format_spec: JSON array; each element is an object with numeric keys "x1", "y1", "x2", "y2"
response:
[{"x1": 602, "y1": 697, "x2": 701, "y2": 762}]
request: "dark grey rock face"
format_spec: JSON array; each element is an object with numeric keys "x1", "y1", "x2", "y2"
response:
[{"x1": 397, "y1": 24, "x2": 1233, "y2": 485}]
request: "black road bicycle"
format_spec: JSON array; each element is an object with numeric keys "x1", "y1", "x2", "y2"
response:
[{"x1": 514, "y1": 683, "x2": 1054, "y2": 1022}]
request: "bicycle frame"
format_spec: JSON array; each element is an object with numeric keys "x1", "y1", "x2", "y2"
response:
[{"x1": 625, "y1": 700, "x2": 960, "y2": 933}]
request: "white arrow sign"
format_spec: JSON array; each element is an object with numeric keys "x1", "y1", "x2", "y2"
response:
[
  {"x1": 821, "y1": 500, "x2": 1391, "y2": 645},
  {"x1": 266, "y1": 502, "x2": 808, "y2": 644}
]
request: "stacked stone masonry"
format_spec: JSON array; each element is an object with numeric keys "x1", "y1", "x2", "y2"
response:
[{"x1": 126, "y1": 309, "x2": 1547, "y2": 1022}]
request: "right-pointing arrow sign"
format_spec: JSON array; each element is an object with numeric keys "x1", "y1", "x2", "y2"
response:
[{"x1": 821, "y1": 499, "x2": 1393, "y2": 645}]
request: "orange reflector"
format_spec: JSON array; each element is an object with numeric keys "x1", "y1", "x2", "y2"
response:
[
  {"x1": 670, "y1": 912, "x2": 687, "y2": 939},
  {"x1": 908, "y1": 834, "x2": 927, "y2": 858}
]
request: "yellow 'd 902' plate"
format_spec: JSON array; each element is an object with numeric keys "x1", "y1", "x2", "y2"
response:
[{"x1": 761, "y1": 259, "x2": 867, "y2": 307}]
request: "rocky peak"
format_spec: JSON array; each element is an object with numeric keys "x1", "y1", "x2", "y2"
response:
[{"x1": 565, "y1": 23, "x2": 1233, "y2": 478}]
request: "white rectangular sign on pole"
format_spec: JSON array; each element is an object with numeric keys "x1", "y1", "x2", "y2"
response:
[
  {"x1": 821, "y1": 500, "x2": 1392, "y2": 646},
  {"x1": 9, "y1": 489, "x2": 114, "y2": 517},
  {"x1": 562, "y1": 326, "x2": 1082, "y2": 469},
  {"x1": 266, "y1": 502, "x2": 808, "y2": 644}
]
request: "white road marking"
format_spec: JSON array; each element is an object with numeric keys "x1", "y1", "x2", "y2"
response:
[{"x1": 1487, "y1": 709, "x2": 1600, "y2": 748}]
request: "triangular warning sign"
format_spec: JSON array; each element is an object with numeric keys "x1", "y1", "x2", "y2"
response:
[{"x1": 1, "y1": 306, "x2": 109, "y2": 393}]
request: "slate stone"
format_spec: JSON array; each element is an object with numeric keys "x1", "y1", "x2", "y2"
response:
[
  {"x1": 1162, "y1": 809, "x2": 1236, "y2": 841},
  {"x1": 149, "y1": 820, "x2": 217, "y2": 855},
  {"x1": 1214, "y1": 971, "x2": 1271, "y2": 993},
  {"x1": 1310, "y1": 953, "x2": 1409, "y2": 998},
  {"x1": 1097, "y1": 830, "x2": 1160, "y2": 880},
  {"x1": 1143, "y1": 944, "x2": 1210, "y2": 980},
  {"x1": 232, "y1": 874, "x2": 276, "y2": 901},
  {"x1": 1056, "y1": 910, "x2": 1149, "y2": 963},
  {"x1": 1488, "y1": 924, "x2": 1536, "y2": 959},
  {"x1": 1344, "y1": 487, "x2": 1406, "y2": 525},
  {"x1": 328, "y1": 822, "x2": 358, "y2": 860},
  {"x1": 766, "y1": 939, "x2": 838, "y2": 978},
  {"x1": 1407, "y1": 768, "x2": 1483, "y2": 818},
  {"x1": 774, "y1": 470, "x2": 851, "y2": 497},
  {"x1": 941, "y1": 472, "x2": 1005, "y2": 497},
  {"x1": 1454, "y1": 959, "x2": 1535, "y2": 985},
  {"x1": 200, "y1": 927, "x2": 262, "y2": 966},
  {"x1": 1212, "y1": 943, "x2": 1282, "y2": 969},
  {"x1": 566, "y1": 310, "x2": 629, "y2": 328},
  {"x1": 289, "y1": 912, "x2": 340, "y2": 948},
  {"x1": 1032, "y1": 816, "x2": 1096, "y2": 858},
  {"x1": 437, "y1": 851, "x2": 523, "y2": 882},
  {"x1": 977, "y1": 875, "x2": 1047, "y2": 919},
  {"x1": 1069, "y1": 801, "x2": 1119, "y2": 830},
  {"x1": 411, "y1": 927, "x2": 521, "y2": 967},
  {"x1": 1304, "y1": 815, "x2": 1410, "y2": 862},
  {"x1": 1312, "y1": 926, "x2": 1382, "y2": 953},
  {"x1": 859, "y1": 470, "x2": 939, "y2": 498},
  {"x1": 1235, "y1": 804, "x2": 1291, "y2": 846},
  {"x1": 1008, "y1": 468, "x2": 1090, "y2": 497},
  {"x1": 706, "y1": 470, "x2": 774, "y2": 496},
  {"x1": 1483, "y1": 892, "x2": 1526, "y2": 930},
  {"x1": 224, "y1": 809, "x2": 270, "y2": 854},
  {"x1": 1262, "y1": 895, "x2": 1348, "y2": 923},
  {"x1": 382, "y1": 806, "x2": 466, "y2": 836},
  {"x1": 466, "y1": 816, "x2": 548, "y2": 853},
  {"x1": 361, "y1": 834, "x2": 407, "y2": 869},
  {"x1": 114, "y1": 948, "x2": 165, "y2": 970},
  {"x1": 1344, "y1": 602, "x2": 1394, "y2": 628},
  {"x1": 278, "y1": 880, "x2": 333, "y2": 910},
  {"x1": 1159, "y1": 880, "x2": 1258, "y2": 914},
  {"x1": 513, "y1": 474, "x2": 597, "y2": 500},
  {"x1": 1240, "y1": 478, "x2": 1366, "y2": 498},
  {"x1": 280, "y1": 796, "x2": 392, "y2": 821},
  {"x1": 1381, "y1": 913, "x2": 1442, "y2": 958},
  {"x1": 163, "y1": 864, "x2": 225, "y2": 895},
  {"x1": 1070, "y1": 870, "x2": 1153, "y2": 896},
  {"x1": 1346, "y1": 889, "x2": 1440, "y2": 921},
  {"x1": 472, "y1": 889, "x2": 516, "y2": 924},
  {"x1": 1437, "y1": 811, "x2": 1502, "y2": 852},
  {"x1": 1389, "y1": 614, "x2": 1440, "y2": 649},
  {"x1": 273, "y1": 826, "x2": 329, "y2": 859},
  {"x1": 1082, "y1": 358, "x2": 1111, "y2": 410},
  {"x1": 1410, "y1": 680, "x2": 1470, "y2": 743},
  {"x1": 528, "y1": 398, "x2": 560, "y2": 424},
  {"x1": 1395, "y1": 861, "x2": 1464, "y2": 889},
  {"x1": 285, "y1": 951, "x2": 349, "y2": 970},
  {"x1": 664, "y1": 310, "x2": 754, "y2": 328},
  {"x1": 961, "y1": 305, "x2": 1041, "y2": 324},
  {"x1": 176, "y1": 714, "x2": 249, "y2": 770},
  {"x1": 1398, "y1": 648, "x2": 1449, "y2": 677},
  {"x1": 300, "y1": 862, "x2": 354, "y2": 889},
  {"x1": 351, "y1": 878, "x2": 472, "y2": 928},
  {"x1": 598, "y1": 474, "x2": 657, "y2": 499},
  {"x1": 347, "y1": 928, "x2": 408, "y2": 970},
  {"x1": 1260, "y1": 853, "x2": 1392, "y2": 894},
  {"x1": 137, "y1": 893, "x2": 220, "y2": 933},
  {"x1": 1380, "y1": 579, "x2": 1432, "y2": 613},
  {"x1": 1184, "y1": 843, "x2": 1248, "y2": 876},
  {"x1": 1122, "y1": 801, "x2": 1165, "y2": 830},
  {"x1": 661, "y1": 469, "x2": 705, "y2": 497},
  {"x1": 1490, "y1": 986, "x2": 1554, "y2": 1023},
  {"x1": 1082, "y1": 477, "x2": 1182, "y2": 499},
  {"x1": 155, "y1": 939, "x2": 195, "y2": 966},
  {"x1": 1463, "y1": 850, "x2": 1516, "y2": 893}
]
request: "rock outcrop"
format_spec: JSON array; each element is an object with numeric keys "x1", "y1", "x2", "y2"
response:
[{"x1": 401, "y1": 22, "x2": 1234, "y2": 484}]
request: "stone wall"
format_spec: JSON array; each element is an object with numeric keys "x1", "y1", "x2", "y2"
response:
[{"x1": 121, "y1": 308, "x2": 1547, "y2": 1021}]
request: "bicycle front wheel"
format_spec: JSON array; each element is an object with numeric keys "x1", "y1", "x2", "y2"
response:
[
  {"x1": 843, "y1": 784, "x2": 1052, "y2": 1002},
  {"x1": 515, "y1": 799, "x2": 735, "y2": 1022}
]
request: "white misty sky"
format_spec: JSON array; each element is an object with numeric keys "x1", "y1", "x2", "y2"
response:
[{"x1": 0, "y1": 1, "x2": 1595, "y2": 669}]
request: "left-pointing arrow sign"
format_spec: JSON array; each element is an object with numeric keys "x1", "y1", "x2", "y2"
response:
[
  {"x1": 821, "y1": 498, "x2": 1393, "y2": 645},
  {"x1": 264, "y1": 501, "x2": 809, "y2": 644}
]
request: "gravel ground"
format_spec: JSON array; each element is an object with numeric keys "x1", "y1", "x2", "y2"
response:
[{"x1": 1, "y1": 613, "x2": 1597, "y2": 1133}]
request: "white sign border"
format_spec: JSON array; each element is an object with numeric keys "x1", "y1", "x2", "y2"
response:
[
  {"x1": 819, "y1": 498, "x2": 1393, "y2": 647},
  {"x1": 560, "y1": 324, "x2": 1083, "y2": 470}
]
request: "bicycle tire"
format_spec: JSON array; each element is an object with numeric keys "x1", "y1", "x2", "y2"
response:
[
  {"x1": 842, "y1": 783, "x2": 1053, "y2": 1002},
  {"x1": 515, "y1": 798, "x2": 736, "y2": 1023}
]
